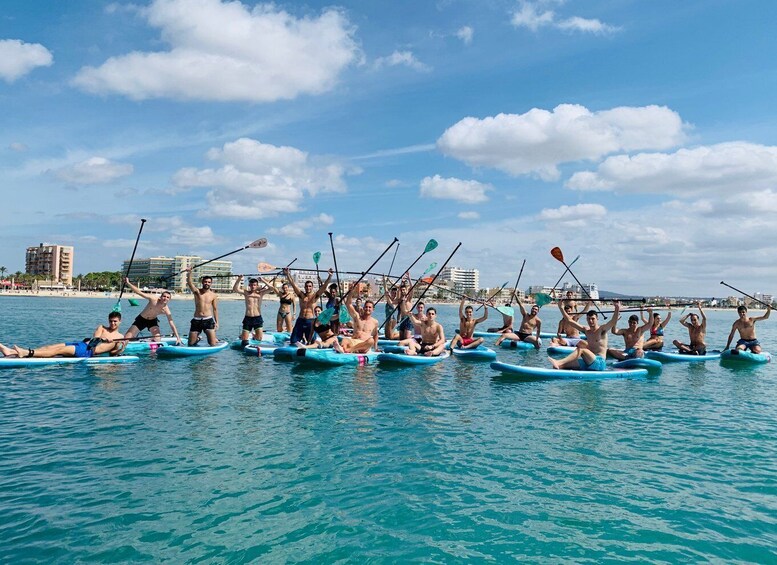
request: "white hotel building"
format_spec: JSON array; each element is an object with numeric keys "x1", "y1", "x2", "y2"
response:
[{"x1": 440, "y1": 267, "x2": 479, "y2": 292}]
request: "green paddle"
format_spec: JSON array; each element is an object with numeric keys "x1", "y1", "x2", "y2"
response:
[
  {"x1": 533, "y1": 293, "x2": 553, "y2": 307},
  {"x1": 313, "y1": 251, "x2": 322, "y2": 307}
]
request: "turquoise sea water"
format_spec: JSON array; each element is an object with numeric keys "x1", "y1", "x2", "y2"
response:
[{"x1": 1, "y1": 296, "x2": 775, "y2": 562}]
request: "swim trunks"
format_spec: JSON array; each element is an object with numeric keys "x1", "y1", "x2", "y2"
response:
[
  {"x1": 132, "y1": 315, "x2": 159, "y2": 332},
  {"x1": 398, "y1": 316, "x2": 413, "y2": 335},
  {"x1": 517, "y1": 331, "x2": 531, "y2": 341},
  {"x1": 565, "y1": 337, "x2": 582, "y2": 346},
  {"x1": 578, "y1": 355, "x2": 606, "y2": 371},
  {"x1": 461, "y1": 337, "x2": 475, "y2": 347},
  {"x1": 623, "y1": 347, "x2": 638, "y2": 358},
  {"x1": 419, "y1": 342, "x2": 437, "y2": 354},
  {"x1": 290, "y1": 317, "x2": 315, "y2": 345},
  {"x1": 736, "y1": 338, "x2": 760, "y2": 351},
  {"x1": 190, "y1": 317, "x2": 216, "y2": 333},
  {"x1": 242, "y1": 315, "x2": 264, "y2": 331},
  {"x1": 66, "y1": 341, "x2": 94, "y2": 358}
]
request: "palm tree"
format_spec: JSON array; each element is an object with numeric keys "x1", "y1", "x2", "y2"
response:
[{"x1": 0, "y1": 266, "x2": 6, "y2": 279}]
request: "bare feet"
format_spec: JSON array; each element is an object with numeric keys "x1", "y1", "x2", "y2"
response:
[
  {"x1": 12, "y1": 345, "x2": 27, "y2": 358},
  {"x1": 0, "y1": 343, "x2": 19, "y2": 357},
  {"x1": 549, "y1": 357, "x2": 560, "y2": 369}
]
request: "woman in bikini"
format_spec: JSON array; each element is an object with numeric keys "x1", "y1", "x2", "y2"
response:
[
  {"x1": 642, "y1": 302, "x2": 671, "y2": 351},
  {"x1": 302, "y1": 306, "x2": 340, "y2": 349},
  {"x1": 276, "y1": 282, "x2": 296, "y2": 333}
]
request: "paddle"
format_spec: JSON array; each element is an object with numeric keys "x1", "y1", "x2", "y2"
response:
[
  {"x1": 387, "y1": 242, "x2": 400, "y2": 278},
  {"x1": 720, "y1": 281, "x2": 773, "y2": 309},
  {"x1": 326, "y1": 232, "x2": 350, "y2": 325},
  {"x1": 313, "y1": 251, "x2": 322, "y2": 307},
  {"x1": 550, "y1": 247, "x2": 607, "y2": 319},
  {"x1": 371, "y1": 238, "x2": 439, "y2": 311},
  {"x1": 477, "y1": 281, "x2": 509, "y2": 313},
  {"x1": 377, "y1": 261, "x2": 439, "y2": 332},
  {"x1": 166, "y1": 238, "x2": 268, "y2": 279},
  {"x1": 114, "y1": 218, "x2": 147, "y2": 313},
  {"x1": 507, "y1": 259, "x2": 526, "y2": 307}
]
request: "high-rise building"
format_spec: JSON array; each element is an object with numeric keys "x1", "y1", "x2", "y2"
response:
[
  {"x1": 121, "y1": 256, "x2": 233, "y2": 291},
  {"x1": 440, "y1": 267, "x2": 479, "y2": 292},
  {"x1": 26, "y1": 243, "x2": 74, "y2": 285}
]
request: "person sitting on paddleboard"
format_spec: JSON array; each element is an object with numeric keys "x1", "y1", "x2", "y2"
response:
[
  {"x1": 549, "y1": 301, "x2": 621, "y2": 371},
  {"x1": 607, "y1": 309, "x2": 653, "y2": 360},
  {"x1": 382, "y1": 279, "x2": 400, "y2": 340},
  {"x1": 186, "y1": 269, "x2": 220, "y2": 346},
  {"x1": 1, "y1": 312, "x2": 127, "y2": 359},
  {"x1": 285, "y1": 267, "x2": 333, "y2": 346},
  {"x1": 232, "y1": 275, "x2": 273, "y2": 346},
  {"x1": 449, "y1": 298, "x2": 488, "y2": 350},
  {"x1": 673, "y1": 302, "x2": 708, "y2": 355},
  {"x1": 487, "y1": 300, "x2": 514, "y2": 334},
  {"x1": 724, "y1": 304, "x2": 771, "y2": 354},
  {"x1": 335, "y1": 289, "x2": 379, "y2": 354},
  {"x1": 641, "y1": 301, "x2": 672, "y2": 351},
  {"x1": 549, "y1": 302, "x2": 590, "y2": 347},
  {"x1": 411, "y1": 301, "x2": 427, "y2": 341},
  {"x1": 397, "y1": 307, "x2": 446, "y2": 357},
  {"x1": 495, "y1": 302, "x2": 542, "y2": 350},
  {"x1": 303, "y1": 306, "x2": 339, "y2": 349},
  {"x1": 123, "y1": 278, "x2": 182, "y2": 345}
]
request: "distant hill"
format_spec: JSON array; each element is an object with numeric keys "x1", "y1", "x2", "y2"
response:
[{"x1": 598, "y1": 290, "x2": 644, "y2": 300}]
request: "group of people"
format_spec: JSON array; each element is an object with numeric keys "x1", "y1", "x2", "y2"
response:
[{"x1": 0, "y1": 269, "x2": 771, "y2": 366}]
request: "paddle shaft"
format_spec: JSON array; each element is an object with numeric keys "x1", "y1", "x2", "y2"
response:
[
  {"x1": 117, "y1": 219, "x2": 147, "y2": 301},
  {"x1": 476, "y1": 282, "x2": 509, "y2": 313},
  {"x1": 371, "y1": 239, "x2": 439, "y2": 312},
  {"x1": 556, "y1": 257, "x2": 607, "y2": 319},
  {"x1": 720, "y1": 281, "x2": 772, "y2": 308},
  {"x1": 167, "y1": 240, "x2": 265, "y2": 279},
  {"x1": 549, "y1": 255, "x2": 580, "y2": 298},
  {"x1": 507, "y1": 259, "x2": 526, "y2": 307}
]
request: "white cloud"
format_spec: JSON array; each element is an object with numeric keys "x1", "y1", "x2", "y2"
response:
[
  {"x1": 0, "y1": 39, "x2": 53, "y2": 82},
  {"x1": 437, "y1": 104, "x2": 687, "y2": 180},
  {"x1": 538, "y1": 203, "x2": 606, "y2": 222},
  {"x1": 420, "y1": 175, "x2": 492, "y2": 203},
  {"x1": 72, "y1": 0, "x2": 358, "y2": 102},
  {"x1": 456, "y1": 26, "x2": 474, "y2": 45},
  {"x1": 511, "y1": 2, "x2": 617, "y2": 35},
  {"x1": 269, "y1": 213, "x2": 335, "y2": 238},
  {"x1": 173, "y1": 138, "x2": 351, "y2": 219},
  {"x1": 458, "y1": 211, "x2": 480, "y2": 220},
  {"x1": 374, "y1": 50, "x2": 430, "y2": 72},
  {"x1": 52, "y1": 157, "x2": 134, "y2": 185},
  {"x1": 566, "y1": 142, "x2": 777, "y2": 195},
  {"x1": 9, "y1": 142, "x2": 28, "y2": 152}
]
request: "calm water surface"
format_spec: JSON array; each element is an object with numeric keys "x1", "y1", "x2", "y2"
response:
[{"x1": 1, "y1": 296, "x2": 775, "y2": 562}]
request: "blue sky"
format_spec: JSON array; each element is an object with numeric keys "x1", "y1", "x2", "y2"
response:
[{"x1": 2, "y1": 0, "x2": 776, "y2": 296}]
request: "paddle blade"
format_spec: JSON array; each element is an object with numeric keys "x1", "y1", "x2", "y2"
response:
[
  {"x1": 424, "y1": 239, "x2": 438, "y2": 253},
  {"x1": 128, "y1": 298, "x2": 140, "y2": 307},
  {"x1": 339, "y1": 304, "x2": 352, "y2": 324},
  {"x1": 313, "y1": 252, "x2": 321, "y2": 265},
  {"x1": 421, "y1": 276, "x2": 433, "y2": 284},
  {"x1": 423, "y1": 262, "x2": 437, "y2": 275},
  {"x1": 550, "y1": 247, "x2": 564, "y2": 263},
  {"x1": 111, "y1": 302, "x2": 122, "y2": 313},
  {"x1": 534, "y1": 293, "x2": 553, "y2": 307},
  {"x1": 317, "y1": 307, "x2": 335, "y2": 324},
  {"x1": 496, "y1": 306, "x2": 514, "y2": 317},
  {"x1": 249, "y1": 238, "x2": 268, "y2": 249},
  {"x1": 257, "y1": 262, "x2": 276, "y2": 272}
]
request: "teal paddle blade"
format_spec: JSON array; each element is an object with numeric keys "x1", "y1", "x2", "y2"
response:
[
  {"x1": 424, "y1": 239, "x2": 438, "y2": 253},
  {"x1": 496, "y1": 306, "x2": 514, "y2": 317},
  {"x1": 111, "y1": 302, "x2": 121, "y2": 313},
  {"x1": 313, "y1": 251, "x2": 321, "y2": 264},
  {"x1": 128, "y1": 298, "x2": 140, "y2": 307},
  {"x1": 423, "y1": 262, "x2": 437, "y2": 275},
  {"x1": 339, "y1": 304, "x2": 352, "y2": 324},
  {"x1": 317, "y1": 307, "x2": 335, "y2": 324},
  {"x1": 534, "y1": 293, "x2": 553, "y2": 307}
]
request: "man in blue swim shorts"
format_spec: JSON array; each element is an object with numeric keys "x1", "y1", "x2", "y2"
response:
[
  {"x1": 549, "y1": 300, "x2": 621, "y2": 371},
  {"x1": 725, "y1": 304, "x2": 771, "y2": 354},
  {"x1": 607, "y1": 311, "x2": 652, "y2": 360}
]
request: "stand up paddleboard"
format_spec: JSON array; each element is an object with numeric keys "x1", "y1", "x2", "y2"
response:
[
  {"x1": 490, "y1": 361, "x2": 648, "y2": 381},
  {"x1": 156, "y1": 341, "x2": 229, "y2": 357},
  {"x1": 0, "y1": 355, "x2": 140, "y2": 369},
  {"x1": 719, "y1": 349, "x2": 771, "y2": 364}
]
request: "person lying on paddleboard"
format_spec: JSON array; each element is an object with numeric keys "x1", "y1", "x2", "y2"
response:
[
  {"x1": 335, "y1": 289, "x2": 379, "y2": 354},
  {"x1": 186, "y1": 269, "x2": 220, "y2": 346},
  {"x1": 232, "y1": 276, "x2": 273, "y2": 346},
  {"x1": 724, "y1": 304, "x2": 771, "y2": 354},
  {"x1": 641, "y1": 301, "x2": 672, "y2": 351},
  {"x1": 607, "y1": 309, "x2": 653, "y2": 360},
  {"x1": 449, "y1": 298, "x2": 487, "y2": 350},
  {"x1": 673, "y1": 302, "x2": 708, "y2": 355},
  {"x1": 397, "y1": 307, "x2": 446, "y2": 357},
  {"x1": 549, "y1": 301, "x2": 590, "y2": 347},
  {"x1": 549, "y1": 301, "x2": 621, "y2": 371},
  {"x1": 0, "y1": 312, "x2": 127, "y2": 359},
  {"x1": 285, "y1": 267, "x2": 333, "y2": 346},
  {"x1": 495, "y1": 302, "x2": 542, "y2": 350},
  {"x1": 123, "y1": 278, "x2": 182, "y2": 345}
]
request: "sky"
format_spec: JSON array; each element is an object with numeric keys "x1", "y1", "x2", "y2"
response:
[{"x1": 1, "y1": 0, "x2": 776, "y2": 297}]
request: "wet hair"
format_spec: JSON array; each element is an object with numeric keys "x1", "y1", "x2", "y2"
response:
[
  {"x1": 248, "y1": 278, "x2": 258, "y2": 285},
  {"x1": 108, "y1": 311, "x2": 121, "y2": 320},
  {"x1": 426, "y1": 307, "x2": 436, "y2": 315},
  {"x1": 628, "y1": 315, "x2": 639, "y2": 322},
  {"x1": 737, "y1": 305, "x2": 747, "y2": 313}
]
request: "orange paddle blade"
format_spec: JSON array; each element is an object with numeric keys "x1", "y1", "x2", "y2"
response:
[
  {"x1": 257, "y1": 262, "x2": 276, "y2": 272},
  {"x1": 550, "y1": 247, "x2": 564, "y2": 263},
  {"x1": 421, "y1": 276, "x2": 433, "y2": 284}
]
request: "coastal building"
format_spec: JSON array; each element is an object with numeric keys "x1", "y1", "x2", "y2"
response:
[
  {"x1": 440, "y1": 267, "x2": 479, "y2": 292},
  {"x1": 26, "y1": 243, "x2": 74, "y2": 285},
  {"x1": 121, "y1": 256, "x2": 233, "y2": 292}
]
